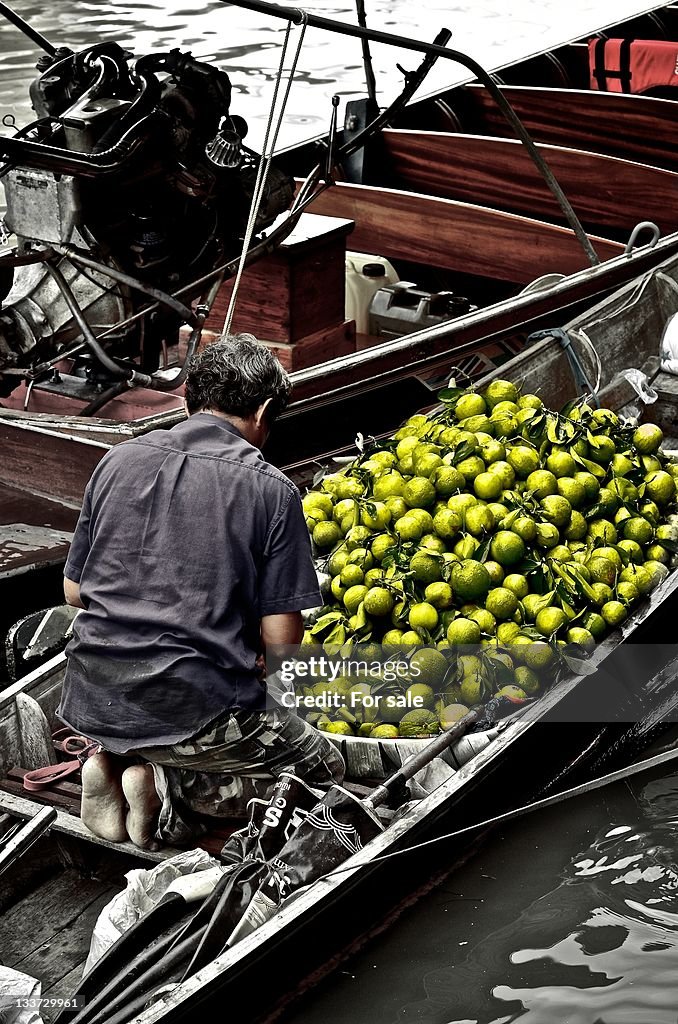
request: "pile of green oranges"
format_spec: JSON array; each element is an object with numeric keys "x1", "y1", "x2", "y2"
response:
[{"x1": 299, "y1": 380, "x2": 677, "y2": 739}]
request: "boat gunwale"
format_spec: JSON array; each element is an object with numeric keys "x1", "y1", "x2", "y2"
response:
[
  {"x1": 461, "y1": 81, "x2": 678, "y2": 108},
  {"x1": 4, "y1": 230, "x2": 676, "y2": 443},
  {"x1": 3, "y1": 560, "x2": 678, "y2": 1021},
  {"x1": 128, "y1": 567, "x2": 678, "y2": 1022}
]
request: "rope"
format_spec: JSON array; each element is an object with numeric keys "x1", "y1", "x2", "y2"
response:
[
  {"x1": 222, "y1": 13, "x2": 307, "y2": 335},
  {"x1": 568, "y1": 327, "x2": 602, "y2": 397},
  {"x1": 313, "y1": 741, "x2": 678, "y2": 883}
]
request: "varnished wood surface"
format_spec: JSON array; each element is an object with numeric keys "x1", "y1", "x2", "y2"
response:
[
  {"x1": 459, "y1": 84, "x2": 678, "y2": 169},
  {"x1": 0, "y1": 420, "x2": 106, "y2": 504},
  {"x1": 303, "y1": 181, "x2": 623, "y2": 286},
  {"x1": 381, "y1": 129, "x2": 678, "y2": 235},
  {"x1": 0, "y1": 483, "x2": 79, "y2": 578},
  {"x1": 206, "y1": 214, "x2": 353, "y2": 343}
]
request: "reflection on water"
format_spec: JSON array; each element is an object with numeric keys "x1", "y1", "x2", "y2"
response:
[
  {"x1": 0, "y1": 0, "x2": 666, "y2": 151},
  {"x1": 287, "y1": 764, "x2": 678, "y2": 1024},
  {"x1": 443, "y1": 802, "x2": 678, "y2": 1024}
]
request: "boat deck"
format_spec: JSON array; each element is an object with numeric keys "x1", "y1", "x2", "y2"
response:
[
  {"x1": 0, "y1": 836, "x2": 133, "y2": 1021},
  {"x1": 0, "y1": 486, "x2": 78, "y2": 582},
  {"x1": 0, "y1": 787, "x2": 247, "y2": 1020}
]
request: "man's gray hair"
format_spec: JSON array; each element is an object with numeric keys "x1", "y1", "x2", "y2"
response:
[{"x1": 185, "y1": 333, "x2": 291, "y2": 421}]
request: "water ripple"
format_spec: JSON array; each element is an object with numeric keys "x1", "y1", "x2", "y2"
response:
[
  {"x1": 386, "y1": 769, "x2": 678, "y2": 1024},
  {"x1": 0, "y1": 0, "x2": 664, "y2": 151}
]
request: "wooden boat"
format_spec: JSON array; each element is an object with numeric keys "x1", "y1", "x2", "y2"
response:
[
  {"x1": 272, "y1": 4, "x2": 678, "y2": 241},
  {"x1": 4, "y1": 1, "x2": 678, "y2": 629},
  {"x1": 373, "y1": 130, "x2": 678, "y2": 239},
  {"x1": 386, "y1": 4, "x2": 678, "y2": 175},
  {"x1": 3, "y1": 216, "x2": 678, "y2": 653},
  {"x1": 5, "y1": 202, "x2": 678, "y2": 685},
  {"x1": 4, "y1": 246, "x2": 678, "y2": 1020},
  {"x1": 280, "y1": 8, "x2": 678, "y2": 239}
]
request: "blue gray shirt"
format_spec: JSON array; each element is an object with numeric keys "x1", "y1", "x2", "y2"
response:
[{"x1": 59, "y1": 413, "x2": 321, "y2": 752}]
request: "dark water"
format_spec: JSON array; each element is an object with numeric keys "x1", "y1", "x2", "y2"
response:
[{"x1": 287, "y1": 764, "x2": 678, "y2": 1024}]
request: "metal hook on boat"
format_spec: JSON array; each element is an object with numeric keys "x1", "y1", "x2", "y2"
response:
[
  {"x1": 23, "y1": 376, "x2": 35, "y2": 411},
  {"x1": 625, "y1": 221, "x2": 660, "y2": 256}
]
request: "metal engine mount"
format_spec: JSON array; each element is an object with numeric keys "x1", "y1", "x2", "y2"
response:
[{"x1": 0, "y1": 41, "x2": 294, "y2": 400}]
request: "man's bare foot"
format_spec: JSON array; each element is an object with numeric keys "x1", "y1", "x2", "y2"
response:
[
  {"x1": 121, "y1": 764, "x2": 161, "y2": 850},
  {"x1": 81, "y1": 752, "x2": 127, "y2": 843}
]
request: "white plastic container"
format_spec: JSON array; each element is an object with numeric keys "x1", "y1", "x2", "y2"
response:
[{"x1": 345, "y1": 250, "x2": 399, "y2": 334}]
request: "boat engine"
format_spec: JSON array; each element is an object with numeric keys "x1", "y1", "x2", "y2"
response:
[{"x1": 0, "y1": 41, "x2": 294, "y2": 400}]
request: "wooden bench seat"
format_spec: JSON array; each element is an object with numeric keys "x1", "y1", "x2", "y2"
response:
[
  {"x1": 458, "y1": 84, "x2": 678, "y2": 171},
  {"x1": 381, "y1": 129, "x2": 678, "y2": 238},
  {"x1": 0, "y1": 769, "x2": 394, "y2": 865},
  {"x1": 303, "y1": 180, "x2": 622, "y2": 286},
  {"x1": 0, "y1": 770, "x2": 239, "y2": 863}
]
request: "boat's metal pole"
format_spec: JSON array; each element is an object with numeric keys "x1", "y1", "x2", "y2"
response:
[
  {"x1": 221, "y1": 0, "x2": 601, "y2": 267},
  {"x1": 0, "y1": 1, "x2": 56, "y2": 57},
  {"x1": 355, "y1": 0, "x2": 378, "y2": 109},
  {"x1": 365, "y1": 709, "x2": 483, "y2": 809},
  {"x1": 0, "y1": 806, "x2": 57, "y2": 876}
]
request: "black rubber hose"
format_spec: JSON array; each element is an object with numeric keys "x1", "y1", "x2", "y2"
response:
[
  {"x1": 144, "y1": 270, "x2": 225, "y2": 392},
  {"x1": 79, "y1": 268, "x2": 223, "y2": 403},
  {"x1": 92, "y1": 67, "x2": 161, "y2": 154},
  {"x1": 51, "y1": 896, "x2": 193, "y2": 1023},
  {"x1": 0, "y1": 247, "x2": 54, "y2": 266},
  {"x1": 45, "y1": 262, "x2": 142, "y2": 383},
  {"x1": 0, "y1": 109, "x2": 165, "y2": 176},
  {"x1": 55, "y1": 247, "x2": 199, "y2": 327},
  {"x1": 79, "y1": 380, "x2": 128, "y2": 416},
  {"x1": 75, "y1": 924, "x2": 209, "y2": 1024}
]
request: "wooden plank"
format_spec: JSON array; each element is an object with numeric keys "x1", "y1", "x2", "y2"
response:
[
  {"x1": 0, "y1": 784, "x2": 242, "y2": 863},
  {"x1": 41, "y1": 960, "x2": 89, "y2": 1023},
  {"x1": 0, "y1": 870, "x2": 115, "y2": 968},
  {"x1": 16, "y1": 884, "x2": 119, "y2": 992},
  {"x1": 8, "y1": 767, "x2": 82, "y2": 799},
  {"x1": 381, "y1": 129, "x2": 678, "y2": 235},
  {"x1": 460, "y1": 84, "x2": 678, "y2": 170},
  {"x1": 303, "y1": 180, "x2": 623, "y2": 285},
  {"x1": 0, "y1": 791, "x2": 172, "y2": 863},
  {"x1": 264, "y1": 320, "x2": 356, "y2": 371},
  {"x1": 0, "y1": 420, "x2": 106, "y2": 504},
  {"x1": 0, "y1": 777, "x2": 80, "y2": 814},
  {"x1": 15, "y1": 693, "x2": 57, "y2": 770}
]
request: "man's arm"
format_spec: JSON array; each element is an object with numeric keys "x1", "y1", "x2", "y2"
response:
[
  {"x1": 63, "y1": 482, "x2": 93, "y2": 608},
  {"x1": 64, "y1": 575, "x2": 85, "y2": 609},
  {"x1": 261, "y1": 611, "x2": 303, "y2": 648}
]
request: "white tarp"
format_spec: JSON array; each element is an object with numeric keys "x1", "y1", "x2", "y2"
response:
[
  {"x1": 0, "y1": 966, "x2": 43, "y2": 1024},
  {"x1": 84, "y1": 848, "x2": 221, "y2": 975}
]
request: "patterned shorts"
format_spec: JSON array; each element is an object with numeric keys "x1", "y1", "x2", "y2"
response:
[{"x1": 131, "y1": 707, "x2": 345, "y2": 845}]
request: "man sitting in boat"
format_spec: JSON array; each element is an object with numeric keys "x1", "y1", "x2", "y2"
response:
[{"x1": 58, "y1": 334, "x2": 344, "y2": 850}]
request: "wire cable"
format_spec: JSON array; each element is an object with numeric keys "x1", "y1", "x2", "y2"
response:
[
  {"x1": 313, "y1": 742, "x2": 678, "y2": 883},
  {"x1": 222, "y1": 13, "x2": 307, "y2": 334}
]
